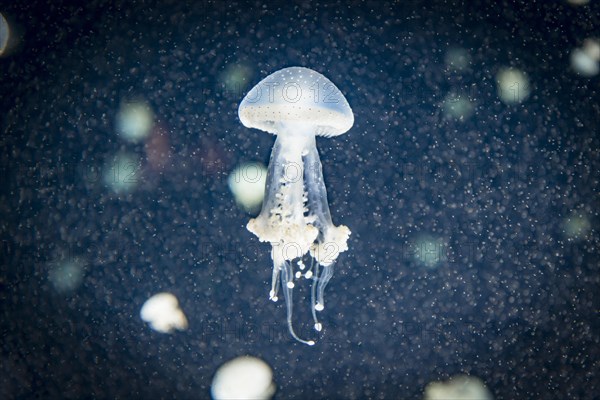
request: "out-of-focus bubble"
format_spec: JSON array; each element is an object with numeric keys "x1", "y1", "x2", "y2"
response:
[
  {"x1": 140, "y1": 292, "x2": 188, "y2": 333},
  {"x1": 496, "y1": 68, "x2": 530, "y2": 105},
  {"x1": 563, "y1": 213, "x2": 591, "y2": 240},
  {"x1": 445, "y1": 48, "x2": 470, "y2": 71},
  {"x1": 583, "y1": 38, "x2": 600, "y2": 61},
  {"x1": 0, "y1": 13, "x2": 9, "y2": 56},
  {"x1": 413, "y1": 235, "x2": 447, "y2": 268},
  {"x1": 228, "y1": 162, "x2": 267, "y2": 212},
  {"x1": 220, "y1": 64, "x2": 252, "y2": 97},
  {"x1": 571, "y1": 49, "x2": 599, "y2": 77},
  {"x1": 211, "y1": 356, "x2": 276, "y2": 400},
  {"x1": 116, "y1": 101, "x2": 154, "y2": 143},
  {"x1": 571, "y1": 39, "x2": 600, "y2": 77},
  {"x1": 443, "y1": 94, "x2": 474, "y2": 120},
  {"x1": 48, "y1": 259, "x2": 85, "y2": 293},
  {"x1": 103, "y1": 152, "x2": 140, "y2": 194},
  {"x1": 424, "y1": 375, "x2": 493, "y2": 400}
]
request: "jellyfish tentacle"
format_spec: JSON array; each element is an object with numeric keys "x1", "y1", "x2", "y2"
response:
[
  {"x1": 280, "y1": 258, "x2": 315, "y2": 346},
  {"x1": 302, "y1": 139, "x2": 332, "y2": 231},
  {"x1": 269, "y1": 261, "x2": 280, "y2": 302},
  {"x1": 303, "y1": 142, "x2": 350, "y2": 320},
  {"x1": 310, "y1": 258, "x2": 323, "y2": 331},
  {"x1": 315, "y1": 262, "x2": 335, "y2": 312}
]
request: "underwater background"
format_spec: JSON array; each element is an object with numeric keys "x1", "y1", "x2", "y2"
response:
[{"x1": 1, "y1": 0, "x2": 599, "y2": 399}]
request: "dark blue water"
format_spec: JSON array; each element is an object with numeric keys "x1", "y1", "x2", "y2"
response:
[{"x1": 1, "y1": 1, "x2": 599, "y2": 399}]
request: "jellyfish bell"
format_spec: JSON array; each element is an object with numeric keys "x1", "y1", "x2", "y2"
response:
[
  {"x1": 238, "y1": 66, "x2": 354, "y2": 137},
  {"x1": 238, "y1": 67, "x2": 353, "y2": 345}
]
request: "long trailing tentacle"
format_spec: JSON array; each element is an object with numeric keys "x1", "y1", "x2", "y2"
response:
[
  {"x1": 280, "y1": 259, "x2": 315, "y2": 346},
  {"x1": 310, "y1": 257, "x2": 322, "y2": 331},
  {"x1": 269, "y1": 262, "x2": 280, "y2": 302},
  {"x1": 315, "y1": 261, "x2": 335, "y2": 312}
]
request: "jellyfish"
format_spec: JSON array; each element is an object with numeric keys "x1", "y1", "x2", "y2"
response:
[
  {"x1": 140, "y1": 292, "x2": 188, "y2": 333},
  {"x1": 238, "y1": 67, "x2": 353, "y2": 345},
  {"x1": 211, "y1": 356, "x2": 276, "y2": 400}
]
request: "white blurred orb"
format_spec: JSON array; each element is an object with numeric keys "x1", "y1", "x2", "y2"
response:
[
  {"x1": 445, "y1": 48, "x2": 470, "y2": 71},
  {"x1": 424, "y1": 375, "x2": 493, "y2": 400},
  {"x1": 49, "y1": 260, "x2": 84, "y2": 292},
  {"x1": 140, "y1": 292, "x2": 188, "y2": 333},
  {"x1": 496, "y1": 68, "x2": 530, "y2": 104},
  {"x1": 583, "y1": 38, "x2": 600, "y2": 61},
  {"x1": 211, "y1": 356, "x2": 275, "y2": 400},
  {"x1": 571, "y1": 39, "x2": 600, "y2": 77},
  {"x1": 563, "y1": 213, "x2": 591, "y2": 240},
  {"x1": 443, "y1": 94, "x2": 474, "y2": 120},
  {"x1": 103, "y1": 152, "x2": 140, "y2": 194},
  {"x1": 228, "y1": 162, "x2": 267, "y2": 212},
  {"x1": 413, "y1": 234, "x2": 447, "y2": 268},
  {"x1": 221, "y1": 63, "x2": 252, "y2": 94},
  {"x1": 0, "y1": 13, "x2": 9, "y2": 56},
  {"x1": 116, "y1": 102, "x2": 154, "y2": 142},
  {"x1": 571, "y1": 49, "x2": 599, "y2": 77}
]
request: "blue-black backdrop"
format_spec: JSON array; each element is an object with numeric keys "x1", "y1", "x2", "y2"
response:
[{"x1": 1, "y1": 1, "x2": 599, "y2": 399}]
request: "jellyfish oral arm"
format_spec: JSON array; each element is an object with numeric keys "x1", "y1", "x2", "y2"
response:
[
  {"x1": 247, "y1": 126, "x2": 319, "y2": 256},
  {"x1": 303, "y1": 137, "x2": 351, "y2": 266},
  {"x1": 246, "y1": 123, "x2": 350, "y2": 345},
  {"x1": 303, "y1": 132, "x2": 350, "y2": 313}
]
